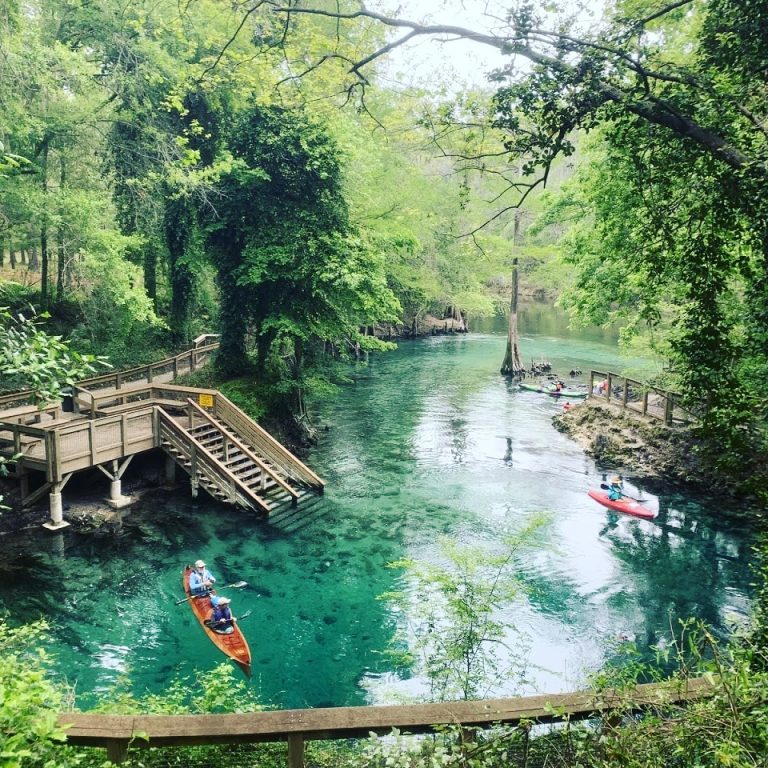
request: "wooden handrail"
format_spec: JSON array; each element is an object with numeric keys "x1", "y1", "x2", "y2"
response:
[
  {"x1": 185, "y1": 399, "x2": 299, "y2": 501},
  {"x1": 57, "y1": 677, "x2": 715, "y2": 764},
  {"x1": 588, "y1": 370, "x2": 695, "y2": 425},
  {"x1": 214, "y1": 394, "x2": 324, "y2": 490},
  {"x1": 0, "y1": 339, "x2": 220, "y2": 407},
  {"x1": 157, "y1": 410, "x2": 270, "y2": 514}
]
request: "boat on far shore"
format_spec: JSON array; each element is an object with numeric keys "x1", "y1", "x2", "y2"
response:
[{"x1": 518, "y1": 381, "x2": 588, "y2": 398}]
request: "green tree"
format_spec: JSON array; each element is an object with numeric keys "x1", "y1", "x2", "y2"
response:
[
  {"x1": 0, "y1": 620, "x2": 83, "y2": 767},
  {"x1": 382, "y1": 514, "x2": 548, "y2": 702},
  {"x1": 207, "y1": 102, "x2": 400, "y2": 397},
  {"x1": 0, "y1": 307, "x2": 109, "y2": 404}
]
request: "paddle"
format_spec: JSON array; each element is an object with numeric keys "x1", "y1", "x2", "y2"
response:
[
  {"x1": 174, "y1": 580, "x2": 248, "y2": 605},
  {"x1": 205, "y1": 609, "x2": 253, "y2": 628},
  {"x1": 600, "y1": 483, "x2": 648, "y2": 503}
]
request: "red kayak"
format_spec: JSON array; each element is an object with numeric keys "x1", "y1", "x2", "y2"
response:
[
  {"x1": 183, "y1": 566, "x2": 252, "y2": 677},
  {"x1": 587, "y1": 489, "x2": 657, "y2": 520}
]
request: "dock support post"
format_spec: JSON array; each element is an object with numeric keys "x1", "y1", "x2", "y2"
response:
[
  {"x1": 164, "y1": 454, "x2": 177, "y2": 487},
  {"x1": 43, "y1": 475, "x2": 73, "y2": 531},
  {"x1": 106, "y1": 739, "x2": 129, "y2": 764},
  {"x1": 97, "y1": 458, "x2": 135, "y2": 509}
]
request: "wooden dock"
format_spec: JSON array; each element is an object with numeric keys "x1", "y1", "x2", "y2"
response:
[{"x1": 0, "y1": 337, "x2": 324, "y2": 527}]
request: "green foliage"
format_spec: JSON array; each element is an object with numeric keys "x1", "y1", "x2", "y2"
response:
[
  {"x1": 68, "y1": 233, "x2": 167, "y2": 361},
  {"x1": 382, "y1": 514, "x2": 550, "y2": 702},
  {"x1": 91, "y1": 663, "x2": 262, "y2": 715},
  {"x1": 0, "y1": 619, "x2": 85, "y2": 768},
  {"x1": 0, "y1": 305, "x2": 110, "y2": 404},
  {"x1": 208, "y1": 102, "x2": 401, "y2": 390}
]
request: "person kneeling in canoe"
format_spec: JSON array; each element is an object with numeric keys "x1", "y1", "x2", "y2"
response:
[
  {"x1": 608, "y1": 475, "x2": 625, "y2": 501},
  {"x1": 190, "y1": 559, "x2": 216, "y2": 596},
  {"x1": 207, "y1": 596, "x2": 235, "y2": 634}
]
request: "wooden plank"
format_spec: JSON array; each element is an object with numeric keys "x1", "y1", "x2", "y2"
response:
[
  {"x1": 157, "y1": 412, "x2": 270, "y2": 514},
  {"x1": 59, "y1": 678, "x2": 715, "y2": 748}
]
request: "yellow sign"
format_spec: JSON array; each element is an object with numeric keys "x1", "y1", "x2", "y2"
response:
[{"x1": 198, "y1": 393, "x2": 214, "y2": 408}]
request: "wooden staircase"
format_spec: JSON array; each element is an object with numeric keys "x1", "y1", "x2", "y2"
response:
[{"x1": 157, "y1": 399, "x2": 316, "y2": 515}]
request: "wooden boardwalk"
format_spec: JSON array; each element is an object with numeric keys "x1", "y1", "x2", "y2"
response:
[
  {"x1": 588, "y1": 370, "x2": 696, "y2": 426},
  {"x1": 0, "y1": 337, "x2": 323, "y2": 526}
]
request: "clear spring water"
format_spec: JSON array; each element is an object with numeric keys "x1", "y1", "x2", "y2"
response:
[{"x1": 0, "y1": 307, "x2": 756, "y2": 708}]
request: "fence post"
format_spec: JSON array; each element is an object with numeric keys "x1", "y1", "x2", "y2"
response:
[
  {"x1": 622, "y1": 379, "x2": 629, "y2": 407},
  {"x1": 106, "y1": 739, "x2": 128, "y2": 764},
  {"x1": 642, "y1": 390, "x2": 649, "y2": 416},
  {"x1": 606, "y1": 373, "x2": 612, "y2": 401},
  {"x1": 665, "y1": 394, "x2": 674, "y2": 426},
  {"x1": 288, "y1": 734, "x2": 305, "y2": 768}
]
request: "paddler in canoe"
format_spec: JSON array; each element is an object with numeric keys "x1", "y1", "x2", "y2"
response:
[
  {"x1": 189, "y1": 559, "x2": 216, "y2": 596},
  {"x1": 207, "y1": 595, "x2": 236, "y2": 634}
]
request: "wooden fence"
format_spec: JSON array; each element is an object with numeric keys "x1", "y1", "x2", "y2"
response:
[
  {"x1": 58, "y1": 677, "x2": 714, "y2": 766},
  {"x1": 589, "y1": 370, "x2": 697, "y2": 426},
  {"x1": 0, "y1": 335, "x2": 219, "y2": 411}
]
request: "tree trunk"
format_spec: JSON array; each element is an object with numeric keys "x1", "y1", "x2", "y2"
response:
[
  {"x1": 56, "y1": 156, "x2": 66, "y2": 302},
  {"x1": 9, "y1": 247, "x2": 16, "y2": 269},
  {"x1": 0, "y1": 235, "x2": 4, "y2": 268},
  {"x1": 28, "y1": 244, "x2": 39, "y2": 271},
  {"x1": 40, "y1": 139, "x2": 50, "y2": 309},
  {"x1": 500, "y1": 210, "x2": 525, "y2": 377}
]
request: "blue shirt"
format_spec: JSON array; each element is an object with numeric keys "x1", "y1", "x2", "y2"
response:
[
  {"x1": 189, "y1": 568, "x2": 216, "y2": 594},
  {"x1": 212, "y1": 604, "x2": 233, "y2": 625}
]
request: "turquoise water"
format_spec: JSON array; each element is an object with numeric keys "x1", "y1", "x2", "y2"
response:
[{"x1": 0, "y1": 308, "x2": 755, "y2": 708}]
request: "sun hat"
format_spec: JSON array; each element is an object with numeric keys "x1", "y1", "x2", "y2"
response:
[
  {"x1": 194, "y1": 559, "x2": 205, "y2": 568},
  {"x1": 218, "y1": 597, "x2": 231, "y2": 605}
]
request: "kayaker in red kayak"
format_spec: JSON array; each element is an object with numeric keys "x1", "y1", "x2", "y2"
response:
[{"x1": 608, "y1": 475, "x2": 624, "y2": 501}]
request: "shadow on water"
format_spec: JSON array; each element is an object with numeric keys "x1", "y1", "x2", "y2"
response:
[{"x1": 0, "y1": 307, "x2": 757, "y2": 707}]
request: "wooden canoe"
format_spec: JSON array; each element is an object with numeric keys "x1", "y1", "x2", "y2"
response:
[{"x1": 183, "y1": 565, "x2": 252, "y2": 678}]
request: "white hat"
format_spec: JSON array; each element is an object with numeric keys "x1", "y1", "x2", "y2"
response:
[
  {"x1": 218, "y1": 597, "x2": 231, "y2": 605},
  {"x1": 194, "y1": 559, "x2": 206, "y2": 568}
]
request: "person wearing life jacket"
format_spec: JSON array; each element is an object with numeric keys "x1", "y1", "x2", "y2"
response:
[
  {"x1": 189, "y1": 559, "x2": 216, "y2": 596},
  {"x1": 207, "y1": 596, "x2": 235, "y2": 634},
  {"x1": 608, "y1": 475, "x2": 625, "y2": 501}
]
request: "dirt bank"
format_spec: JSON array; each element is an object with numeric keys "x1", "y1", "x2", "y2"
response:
[{"x1": 552, "y1": 399, "x2": 721, "y2": 495}]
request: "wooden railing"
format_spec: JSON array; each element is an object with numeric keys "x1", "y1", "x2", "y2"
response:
[
  {"x1": 214, "y1": 394, "x2": 324, "y2": 491},
  {"x1": 589, "y1": 370, "x2": 697, "y2": 426},
  {"x1": 57, "y1": 677, "x2": 714, "y2": 765},
  {"x1": 185, "y1": 399, "x2": 299, "y2": 502},
  {"x1": 0, "y1": 336, "x2": 220, "y2": 409},
  {"x1": 77, "y1": 342, "x2": 219, "y2": 394},
  {"x1": 156, "y1": 410, "x2": 270, "y2": 514}
]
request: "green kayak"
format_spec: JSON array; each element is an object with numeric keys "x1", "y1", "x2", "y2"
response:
[{"x1": 518, "y1": 382, "x2": 588, "y2": 398}]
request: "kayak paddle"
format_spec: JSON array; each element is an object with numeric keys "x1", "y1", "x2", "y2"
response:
[
  {"x1": 599, "y1": 483, "x2": 647, "y2": 503},
  {"x1": 205, "y1": 609, "x2": 253, "y2": 627},
  {"x1": 175, "y1": 580, "x2": 248, "y2": 605}
]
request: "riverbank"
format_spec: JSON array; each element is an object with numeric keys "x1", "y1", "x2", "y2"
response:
[{"x1": 552, "y1": 399, "x2": 740, "y2": 499}]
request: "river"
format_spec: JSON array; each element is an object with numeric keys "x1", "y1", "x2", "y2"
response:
[{"x1": 0, "y1": 307, "x2": 755, "y2": 708}]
